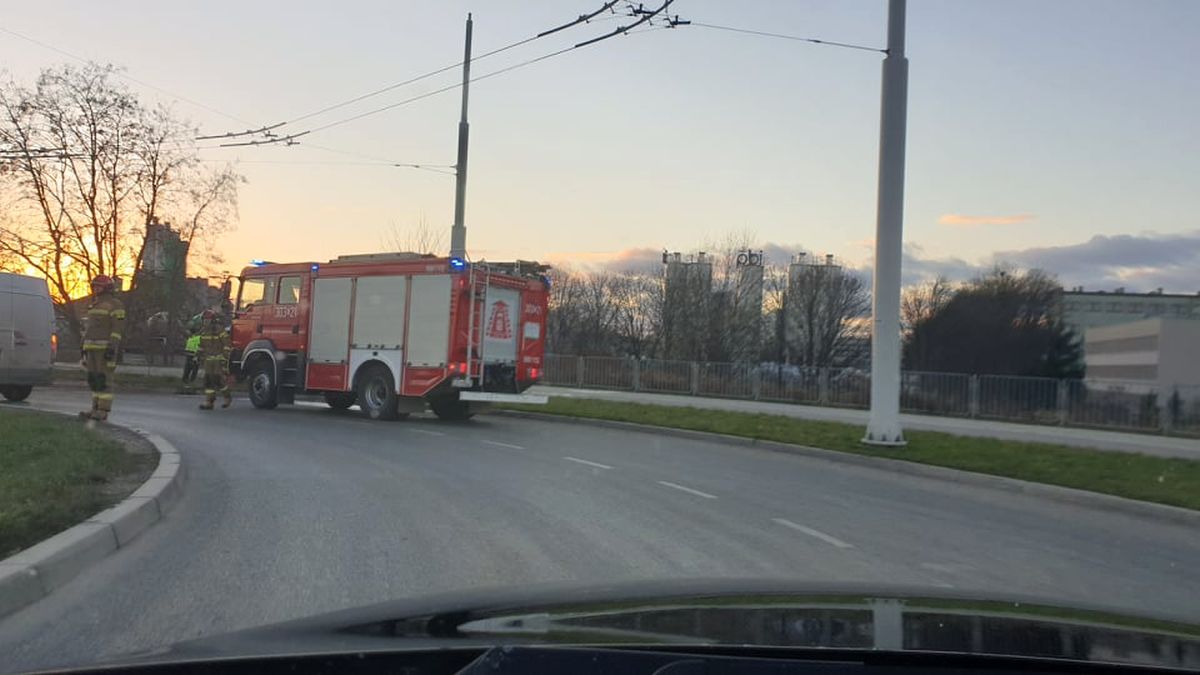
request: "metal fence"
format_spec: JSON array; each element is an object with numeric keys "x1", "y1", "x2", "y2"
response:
[{"x1": 541, "y1": 354, "x2": 1200, "y2": 437}]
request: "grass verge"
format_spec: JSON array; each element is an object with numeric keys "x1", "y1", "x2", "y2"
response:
[
  {"x1": 503, "y1": 397, "x2": 1200, "y2": 512},
  {"x1": 0, "y1": 409, "x2": 153, "y2": 557},
  {"x1": 52, "y1": 365, "x2": 186, "y2": 392}
]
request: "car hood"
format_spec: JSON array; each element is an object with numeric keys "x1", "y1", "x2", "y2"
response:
[{"x1": 110, "y1": 579, "x2": 1200, "y2": 670}]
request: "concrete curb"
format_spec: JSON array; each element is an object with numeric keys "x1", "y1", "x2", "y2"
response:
[
  {"x1": 495, "y1": 410, "x2": 1200, "y2": 528},
  {"x1": 0, "y1": 423, "x2": 185, "y2": 620}
]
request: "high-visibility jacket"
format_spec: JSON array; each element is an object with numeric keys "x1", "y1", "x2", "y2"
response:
[
  {"x1": 185, "y1": 334, "x2": 201, "y2": 354},
  {"x1": 82, "y1": 293, "x2": 125, "y2": 352}
]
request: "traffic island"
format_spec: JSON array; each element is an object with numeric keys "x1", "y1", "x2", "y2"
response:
[
  {"x1": 500, "y1": 398, "x2": 1200, "y2": 516},
  {"x1": 0, "y1": 409, "x2": 184, "y2": 619}
]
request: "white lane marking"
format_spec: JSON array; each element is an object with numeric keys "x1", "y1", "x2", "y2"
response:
[
  {"x1": 771, "y1": 518, "x2": 854, "y2": 549},
  {"x1": 563, "y1": 456, "x2": 613, "y2": 470},
  {"x1": 483, "y1": 440, "x2": 525, "y2": 450},
  {"x1": 409, "y1": 428, "x2": 445, "y2": 437},
  {"x1": 657, "y1": 481, "x2": 717, "y2": 499}
]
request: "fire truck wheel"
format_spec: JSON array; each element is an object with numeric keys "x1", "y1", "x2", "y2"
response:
[
  {"x1": 431, "y1": 398, "x2": 474, "y2": 421},
  {"x1": 247, "y1": 360, "x2": 278, "y2": 409},
  {"x1": 323, "y1": 391, "x2": 357, "y2": 410},
  {"x1": 357, "y1": 364, "x2": 399, "y2": 421}
]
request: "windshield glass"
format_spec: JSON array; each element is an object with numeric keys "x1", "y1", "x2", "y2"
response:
[
  {"x1": 1, "y1": 1, "x2": 1199, "y2": 674},
  {"x1": 278, "y1": 276, "x2": 302, "y2": 304},
  {"x1": 236, "y1": 277, "x2": 265, "y2": 311}
]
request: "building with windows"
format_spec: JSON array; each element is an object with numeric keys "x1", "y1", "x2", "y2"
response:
[{"x1": 1060, "y1": 288, "x2": 1200, "y2": 336}]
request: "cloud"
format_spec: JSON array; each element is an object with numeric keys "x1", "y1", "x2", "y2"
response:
[
  {"x1": 900, "y1": 244, "x2": 980, "y2": 287},
  {"x1": 993, "y1": 230, "x2": 1200, "y2": 292},
  {"x1": 544, "y1": 247, "x2": 667, "y2": 274},
  {"x1": 881, "y1": 232, "x2": 1200, "y2": 293},
  {"x1": 549, "y1": 244, "x2": 817, "y2": 275},
  {"x1": 938, "y1": 213, "x2": 1035, "y2": 227},
  {"x1": 546, "y1": 230, "x2": 1200, "y2": 295}
]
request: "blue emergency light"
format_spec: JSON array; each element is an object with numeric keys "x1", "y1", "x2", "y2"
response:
[
  {"x1": 249, "y1": 259, "x2": 272, "y2": 267},
  {"x1": 449, "y1": 256, "x2": 468, "y2": 272}
]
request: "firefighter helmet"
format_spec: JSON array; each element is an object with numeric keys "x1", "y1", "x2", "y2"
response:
[{"x1": 90, "y1": 275, "x2": 115, "y2": 293}]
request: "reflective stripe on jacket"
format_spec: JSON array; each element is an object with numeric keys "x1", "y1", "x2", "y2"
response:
[
  {"x1": 83, "y1": 293, "x2": 125, "y2": 350},
  {"x1": 197, "y1": 330, "x2": 231, "y2": 363}
]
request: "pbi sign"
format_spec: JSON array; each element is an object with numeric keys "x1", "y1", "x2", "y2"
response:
[{"x1": 736, "y1": 250, "x2": 764, "y2": 267}]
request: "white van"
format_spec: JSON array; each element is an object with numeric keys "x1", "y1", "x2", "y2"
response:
[{"x1": 0, "y1": 272, "x2": 55, "y2": 402}]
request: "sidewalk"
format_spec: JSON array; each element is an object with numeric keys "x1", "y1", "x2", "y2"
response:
[{"x1": 530, "y1": 386, "x2": 1200, "y2": 460}]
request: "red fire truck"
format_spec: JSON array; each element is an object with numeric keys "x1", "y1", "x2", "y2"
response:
[{"x1": 229, "y1": 252, "x2": 549, "y2": 420}]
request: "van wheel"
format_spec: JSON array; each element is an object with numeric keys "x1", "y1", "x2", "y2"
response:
[
  {"x1": 247, "y1": 361, "x2": 278, "y2": 409},
  {"x1": 357, "y1": 364, "x2": 398, "y2": 421},
  {"x1": 323, "y1": 391, "x2": 356, "y2": 410},
  {"x1": 431, "y1": 397, "x2": 473, "y2": 421},
  {"x1": 0, "y1": 385, "x2": 32, "y2": 402}
]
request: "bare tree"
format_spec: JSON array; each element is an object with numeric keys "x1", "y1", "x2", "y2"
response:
[
  {"x1": 785, "y1": 257, "x2": 871, "y2": 367},
  {"x1": 901, "y1": 275, "x2": 952, "y2": 335},
  {"x1": 609, "y1": 272, "x2": 663, "y2": 358},
  {"x1": 546, "y1": 261, "x2": 665, "y2": 358},
  {"x1": 702, "y1": 231, "x2": 758, "y2": 361},
  {"x1": 0, "y1": 63, "x2": 240, "y2": 339},
  {"x1": 903, "y1": 267, "x2": 1081, "y2": 377},
  {"x1": 545, "y1": 266, "x2": 589, "y2": 354},
  {"x1": 383, "y1": 215, "x2": 447, "y2": 255},
  {"x1": 761, "y1": 265, "x2": 790, "y2": 363}
]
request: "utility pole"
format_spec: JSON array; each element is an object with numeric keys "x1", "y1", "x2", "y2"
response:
[
  {"x1": 863, "y1": 0, "x2": 908, "y2": 446},
  {"x1": 449, "y1": 13, "x2": 473, "y2": 260}
]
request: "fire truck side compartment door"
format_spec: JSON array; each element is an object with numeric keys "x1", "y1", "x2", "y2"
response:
[
  {"x1": 406, "y1": 275, "x2": 451, "y2": 367},
  {"x1": 309, "y1": 277, "x2": 352, "y2": 364},
  {"x1": 350, "y1": 275, "x2": 407, "y2": 390},
  {"x1": 481, "y1": 287, "x2": 520, "y2": 364}
]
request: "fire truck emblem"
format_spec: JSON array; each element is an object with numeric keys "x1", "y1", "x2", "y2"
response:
[{"x1": 486, "y1": 300, "x2": 512, "y2": 340}]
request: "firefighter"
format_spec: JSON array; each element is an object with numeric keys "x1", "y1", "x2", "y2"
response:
[
  {"x1": 196, "y1": 309, "x2": 232, "y2": 410},
  {"x1": 182, "y1": 330, "x2": 201, "y2": 385},
  {"x1": 79, "y1": 275, "x2": 124, "y2": 421}
]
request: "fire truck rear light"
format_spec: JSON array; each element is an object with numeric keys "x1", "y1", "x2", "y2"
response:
[
  {"x1": 449, "y1": 361, "x2": 467, "y2": 374},
  {"x1": 527, "y1": 367, "x2": 540, "y2": 380}
]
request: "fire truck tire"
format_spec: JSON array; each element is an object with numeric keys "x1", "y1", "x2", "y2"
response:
[
  {"x1": 247, "y1": 360, "x2": 278, "y2": 410},
  {"x1": 431, "y1": 398, "x2": 474, "y2": 421},
  {"x1": 323, "y1": 391, "x2": 356, "y2": 410},
  {"x1": 357, "y1": 364, "x2": 399, "y2": 421}
]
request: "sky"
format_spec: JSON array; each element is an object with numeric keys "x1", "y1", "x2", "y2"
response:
[{"x1": 2, "y1": 1, "x2": 1198, "y2": 292}]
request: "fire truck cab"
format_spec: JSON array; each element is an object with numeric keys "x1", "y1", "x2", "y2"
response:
[{"x1": 230, "y1": 252, "x2": 548, "y2": 420}]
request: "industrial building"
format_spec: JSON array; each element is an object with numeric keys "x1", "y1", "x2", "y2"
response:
[
  {"x1": 1084, "y1": 318, "x2": 1200, "y2": 392},
  {"x1": 1061, "y1": 288, "x2": 1200, "y2": 336},
  {"x1": 661, "y1": 252, "x2": 713, "y2": 361}
]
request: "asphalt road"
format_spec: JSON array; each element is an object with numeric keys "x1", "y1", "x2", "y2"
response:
[{"x1": 2, "y1": 388, "x2": 1200, "y2": 673}]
